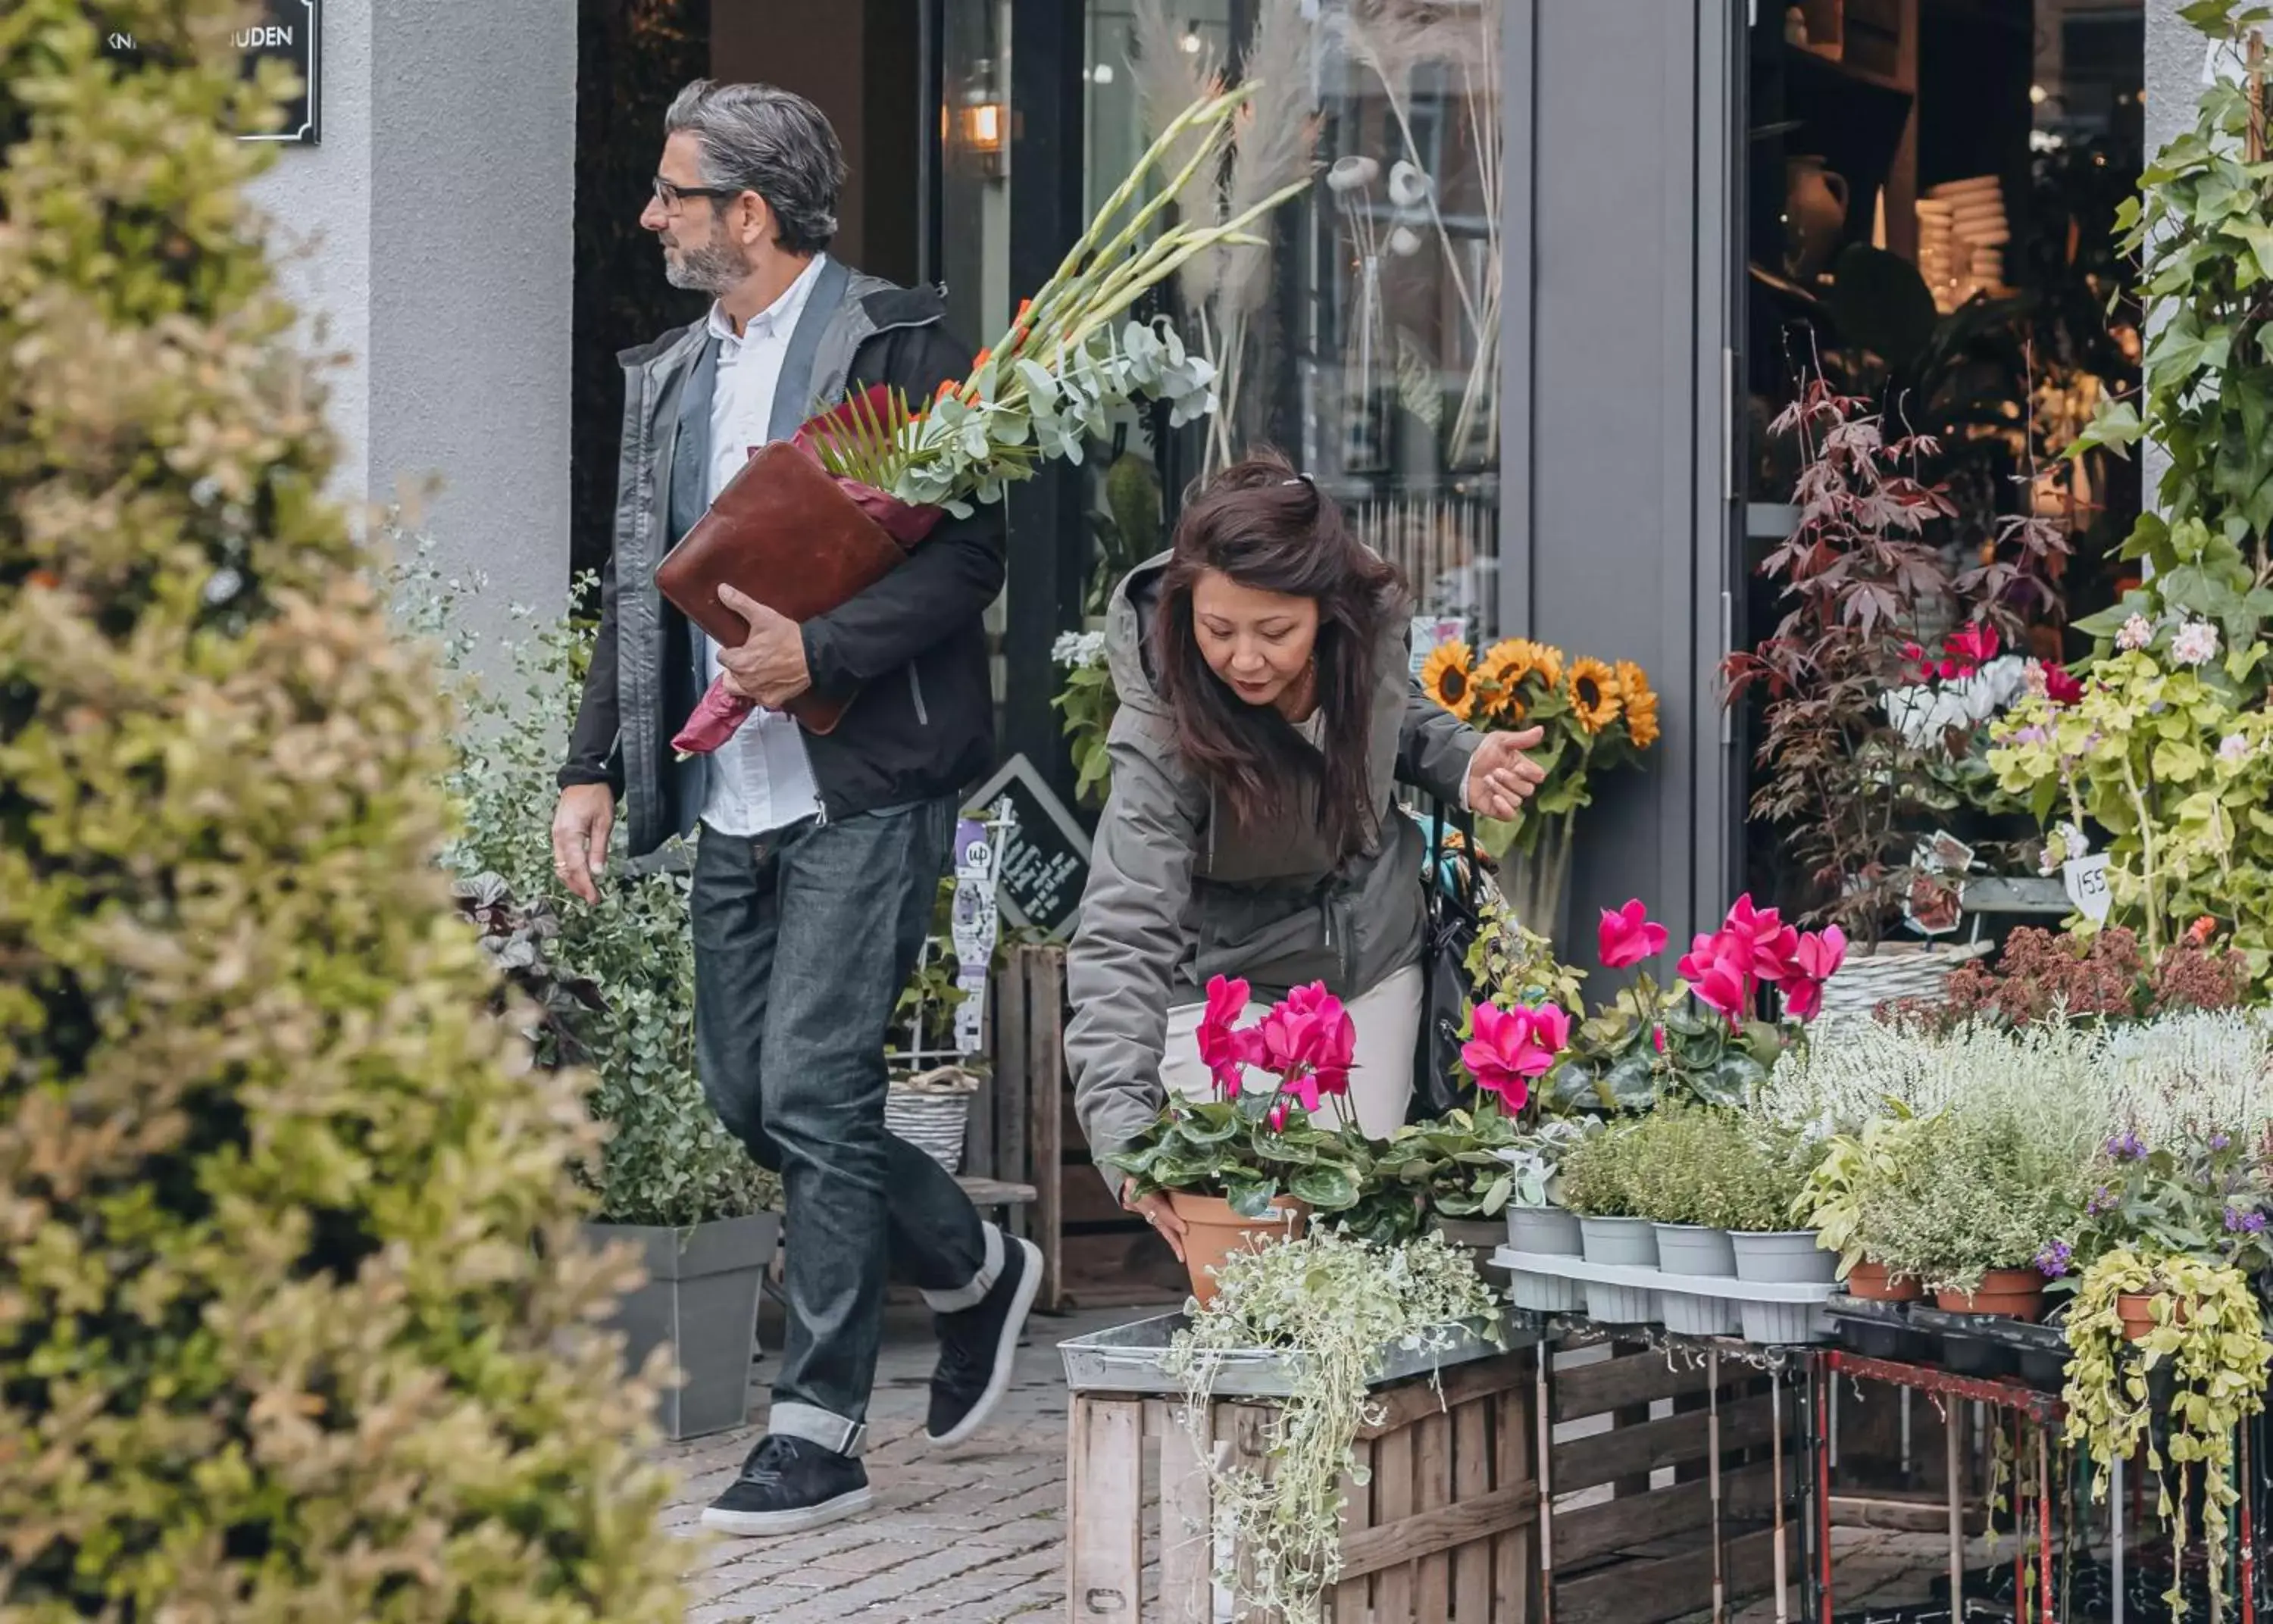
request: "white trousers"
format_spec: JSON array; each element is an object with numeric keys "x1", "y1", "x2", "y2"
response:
[{"x1": 1159, "y1": 963, "x2": 1422, "y2": 1141}]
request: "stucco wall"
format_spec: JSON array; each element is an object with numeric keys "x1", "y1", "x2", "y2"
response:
[
  {"x1": 247, "y1": 0, "x2": 576, "y2": 644},
  {"x1": 245, "y1": 0, "x2": 373, "y2": 500}
]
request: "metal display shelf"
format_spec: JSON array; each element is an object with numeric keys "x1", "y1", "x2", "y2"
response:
[{"x1": 1057, "y1": 1311, "x2": 1521, "y2": 1397}]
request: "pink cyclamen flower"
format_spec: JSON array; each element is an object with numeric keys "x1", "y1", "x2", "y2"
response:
[
  {"x1": 1652, "y1": 1024, "x2": 1668, "y2": 1054},
  {"x1": 1720, "y1": 895, "x2": 1799, "y2": 982},
  {"x1": 1940, "y1": 622, "x2": 1999, "y2": 679},
  {"x1": 1678, "y1": 932, "x2": 1755, "y2": 1025},
  {"x1": 1788, "y1": 925, "x2": 1848, "y2": 986},
  {"x1": 1598, "y1": 899, "x2": 1669, "y2": 970},
  {"x1": 1256, "y1": 982, "x2": 1355, "y2": 1103},
  {"x1": 1782, "y1": 976, "x2": 1827, "y2": 1023},
  {"x1": 2043, "y1": 663, "x2": 2084, "y2": 706},
  {"x1": 1462, "y1": 1002, "x2": 1568, "y2": 1111},
  {"x1": 1266, "y1": 1100, "x2": 1290, "y2": 1132},
  {"x1": 1196, "y1": 974, "x2": 1255, "y2": 1099}
]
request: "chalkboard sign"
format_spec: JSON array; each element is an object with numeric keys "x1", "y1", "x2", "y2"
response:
[
  {"x1": 964, "y1": 754, "x2": 1091, "y2": 939},
  {"x1": 104, "y1": 0, "x2": 320, "y2": 145}
]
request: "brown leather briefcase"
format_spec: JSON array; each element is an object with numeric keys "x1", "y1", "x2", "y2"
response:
[{"x1": 654, "y1": 442, "x2": 911, "y2": 735}]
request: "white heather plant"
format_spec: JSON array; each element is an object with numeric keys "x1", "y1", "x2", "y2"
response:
[
  {"x1": 1163, "y1": 1229, "x2": 1499, "y2": 1624},
  {"x1": 1760, "y1": 1009, "x2": 2273, "y2": 1148}
]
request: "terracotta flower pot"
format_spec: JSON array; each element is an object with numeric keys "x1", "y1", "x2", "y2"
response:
[
  {"x1": 1168, "y1": 1191, "x2": 1308, "y2": 1307},
  {"x1": 1934, "y1": 1268, "x2": 2045, "y2": 1321},
  {"x1": 1844, "y1": 1261, "x2": 1924, "y2": 1303},
  {"x1": 2116, "y1": 1291, "x2": 2190, "y2": 1342}
]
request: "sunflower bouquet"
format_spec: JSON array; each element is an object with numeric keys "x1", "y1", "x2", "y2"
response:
[{"x1": 1419, "y1": 636, "x2": 1660, "y2": 929}]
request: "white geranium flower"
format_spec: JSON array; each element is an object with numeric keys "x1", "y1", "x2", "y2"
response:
[
  {"x1": 2173, "y1": 619, "x2": 2221, "y2": 667},
  {"x1": 2116, "y1": 613, "x2": 2154, "y2": 651},
  {"x1": 2220, "y1": 732, "x2": 2252, "y2": 767}
]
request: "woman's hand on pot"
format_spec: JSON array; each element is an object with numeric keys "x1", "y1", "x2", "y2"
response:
[
  {"x1": 1122, "y1": 1180, "x2": 1187, "y2": 1263},
  {"x1": 1467, "y1": 726, "x2": 1546, "y2": 820}
]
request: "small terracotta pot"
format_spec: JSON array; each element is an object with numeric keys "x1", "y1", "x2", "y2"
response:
[
  {"x1": 1844, "y1": 1260, "x2": 1924, "y2": 1303},
  {"x1": 2115, "y1": 1291, "x2": 2190, "y2": 1342},
  {"x1": 1168, "y1": 1191, "x2": 1308, "y2": 1307},
  {"x1": 1934, "y1": 1268, "x2": 2045, "y2": 1321}
]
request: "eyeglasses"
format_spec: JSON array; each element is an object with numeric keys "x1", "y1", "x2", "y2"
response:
[{"x1": 652, "y1": 176, "x2": 745, "y2": 214}]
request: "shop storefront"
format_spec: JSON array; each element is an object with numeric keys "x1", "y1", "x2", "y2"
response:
[{"x1": 564, "y1": 0, "x2": 2175, "y2": 951}]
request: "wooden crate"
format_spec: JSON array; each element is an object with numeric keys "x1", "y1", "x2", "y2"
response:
[
  {"x1": 1067, "y1": 1352, "x2": 1540, "y2": 1622},
  {"x1": 1543, "y1": 1339, "x2": 1800, "y2": 1624}
]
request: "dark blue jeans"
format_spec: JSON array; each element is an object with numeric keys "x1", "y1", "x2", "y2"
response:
[{"x1": 690, "y1": 796, "x2": 994, "y2": 1455}]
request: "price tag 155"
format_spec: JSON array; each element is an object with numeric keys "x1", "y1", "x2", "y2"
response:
[{"x1": 2062, "y1": 854, "x2": 2112, "y2": 924}]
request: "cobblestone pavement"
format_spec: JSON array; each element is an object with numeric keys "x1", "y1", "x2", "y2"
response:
[{"x1": 660, "y1": 1303, "x2": 1143, "y2": 1624}]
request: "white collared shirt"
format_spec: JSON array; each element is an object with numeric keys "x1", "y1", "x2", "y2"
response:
[{"x1": 697, "y1": 254, "x2": 827, "y2": 838}]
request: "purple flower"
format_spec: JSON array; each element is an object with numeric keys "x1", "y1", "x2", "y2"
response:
[
  {"x1": 2211, "y1": 1132, "x2": 2234, "y2": 1151},
  {"x1": 2106, "y1": 1130, "x2": 2146, "y2": 1161},
  {"x1": 2225, "y1": 1207, "x2": 2268, "y2": 1235},
  {"x1": 2034, "y1": 1240, "x2": 2074, "y2": 1279},
  {"x1": 2086, "y1": 1185, "x2": 2115, "y2": 1216}
]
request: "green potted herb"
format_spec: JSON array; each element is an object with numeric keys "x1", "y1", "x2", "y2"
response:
[
  {"x1": 1557, "y1": 1122, "x2": 1661, "y2": 1325},
  {"x1": 1850, "y1": 1107, "x2": 2089, "y2": 1320},
  {"x1": 1718, "y1": 1120, "x2": 1834, "y2": 1344},
  {"x1": 1374, "y1": 1104, "x2": 1525, "y2": 1274},
  {"x1": 1496, "y1": 1116, "x2": 1600, "y2": 1313},
  {"x1": 1621, "y1": 1106, "x2": 1745, "y2": 1336},
  {"x1": 1792, "y1": 1109, "x2": 1924, "y2": 1301}
]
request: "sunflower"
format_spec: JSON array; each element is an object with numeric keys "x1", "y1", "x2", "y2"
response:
[
  {"x1": 1419, "y1": 640, "x2": 1478, "y2": 720},
  {"x1": 1474, "y1": 640, "x2": 1534, "y2": 722},
  {"x1": 1566, "y1": 656, "x2": 1622, "y2": 733},
  {"x1": 1530, "y1": 642, "x2": 1566, "y2": 693},
  {"x1": 1615, "y1": 660, "x2": 1659, "y2": 748}
]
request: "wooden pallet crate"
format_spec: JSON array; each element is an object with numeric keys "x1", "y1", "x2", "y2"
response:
[
  {"x1": 1066, "y1": 1351, "x2": 1540, "y2": 1622},
  {"x1": 1542, "y1": 1338, "x2": 1801, "y2": 1624}
]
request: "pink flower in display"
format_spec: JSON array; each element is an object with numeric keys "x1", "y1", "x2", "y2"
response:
[
  {"x1": 2042, "y1": 662, "x2": 2084, "y2": 706},
  {"x1": 1782, "y1": 976, "x2": 1827, "y2": 1023},
  {"x1": 1462, "y1": 1001, "x2": 1568, "y2": 1110},
  {"x1": 1256, "y1": 982, "x2": 1355, "y2": 1111},
  {"x1": 1788, "y1": 924, "x2": 1848, "y2": 986},
  {"x1": 1940, "y1": 622, "x2": 1999, "y2": 679},
  {"x1": 1597, "y1": 899, "x2": 1669, "y2": 969},
  {"x1": 1684, "y1": 943, "x2": 1753, "y2": 1025},
  {"x1": 1196, "y1": 974, "x2": 1256, "y2": 1100},
  {"x1": 1719, "y1": 895, "x2": 1799, "y2": 982}
]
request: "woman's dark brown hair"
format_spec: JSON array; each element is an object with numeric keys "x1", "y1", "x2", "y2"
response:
[{"x1": 1153, "y1": 448, "x2": 1403, "y2": 863}]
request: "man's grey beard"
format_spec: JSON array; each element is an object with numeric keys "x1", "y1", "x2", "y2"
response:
[{"x1": 664, "y1": 230, "x2": 747, "y2": 294}]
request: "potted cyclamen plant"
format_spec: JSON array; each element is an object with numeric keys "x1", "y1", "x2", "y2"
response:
[
  {"x1": 1105, "y1": 976, "x2": 1372, "y2": 1306},
  {"x1": 1541, "y1": 895, "x2": 1846, "y2": 1115}
]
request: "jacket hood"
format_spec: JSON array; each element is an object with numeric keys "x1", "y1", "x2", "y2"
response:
[{"x1": 1102, "y1": 551, "x2": 1172, "y2": 716}]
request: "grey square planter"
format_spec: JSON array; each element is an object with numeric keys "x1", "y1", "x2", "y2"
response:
[{"x1": 584, "y1": 1211, "x2": 780, "y2": 1441}]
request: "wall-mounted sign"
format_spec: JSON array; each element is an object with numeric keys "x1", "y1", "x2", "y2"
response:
[
  {"x1": 104, "y1": 0, "x2": 320, "y2": 145},
  {"x1": 964, "y1": 755, "x2": 1091, "y2": 940}
]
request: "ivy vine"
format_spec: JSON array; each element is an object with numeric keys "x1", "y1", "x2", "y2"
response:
[{"x1": 2062, "y1": 1248, "x2": 2269, "y2": 1624}]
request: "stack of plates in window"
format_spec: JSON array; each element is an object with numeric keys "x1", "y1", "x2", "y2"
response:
[{"x1": 1915, "y1": 176, "x2": 2008, "y2": 314}]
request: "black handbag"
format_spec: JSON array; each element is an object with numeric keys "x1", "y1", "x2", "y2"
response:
[{"x1": 1411, "y1": 801, "x2": 1482, "y2": 1121}]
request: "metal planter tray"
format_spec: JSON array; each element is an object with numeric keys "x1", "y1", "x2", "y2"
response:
[
  {"x1": 1058, "y1": 1312, "x2": 1522, "y2": 1397},
  {"x1": 1494, "y1": 1247, "x2": 1843, "y2": 1304}
]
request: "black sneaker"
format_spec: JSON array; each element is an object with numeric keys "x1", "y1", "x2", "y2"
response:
[
  {"x1": 926, "y1": 1235, "x2": 1043, "y2": 1445},
  {"x1": 700, "y1": 1435, "x2": 872, "y2": 1537}
]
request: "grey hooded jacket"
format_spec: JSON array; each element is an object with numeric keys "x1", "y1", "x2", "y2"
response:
[{"x1": 1063, "y1": 554, "x2": 1482, "y2": 1173}]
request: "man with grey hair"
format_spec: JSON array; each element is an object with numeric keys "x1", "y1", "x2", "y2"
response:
[{"x1": 553, "y1": 80, "x2": 1038, "y2": 1537}]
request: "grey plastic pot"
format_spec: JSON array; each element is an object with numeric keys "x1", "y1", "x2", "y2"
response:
[
  {"x1": 1505, "y1": 1205, "x2": 1584, "y2": 1313},
  {"x1": 1577, "y1": 1216, "x2": 1660, "y2": 1324},
  {"x1": 583, "y1": 1211, "x2": 780, "y2": 1439},
  {"x1": 1652, "y1": 1223, "x2": 1740, "y2": 1337},
  {"x1": 1730, "y1": 1228, "x2": 1837, "y2": 1345}
]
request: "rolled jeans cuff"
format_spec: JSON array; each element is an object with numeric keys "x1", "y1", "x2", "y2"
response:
[
  {"x1": 920, "y1": 1221, "x2": 1003, "y2": 1314},
  {"x1": 771, "y1": 1401, "x2": 868, "y2": 1458}
]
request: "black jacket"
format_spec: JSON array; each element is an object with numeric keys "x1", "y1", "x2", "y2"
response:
[{"x1": 560, "y1": 268, "x2": 1003, "y2": 852}]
